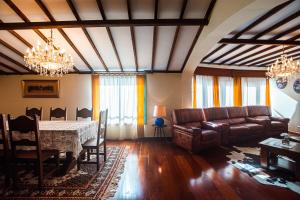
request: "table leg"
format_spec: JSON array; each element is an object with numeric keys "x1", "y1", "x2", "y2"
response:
[
  {"x1": 57, "y1": 151, "x2": 76, "y2": 176},
  {"x1": 260, "y1": 147, "x2": 269, "y2": 169}
]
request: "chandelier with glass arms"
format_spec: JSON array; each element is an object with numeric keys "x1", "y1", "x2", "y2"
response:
[
  {"x1": 24, "y1": 29, "x2": 74, "y2": 77},
  {"x1": 266, "y1": 46, "x2": 300, "y2": 81}
]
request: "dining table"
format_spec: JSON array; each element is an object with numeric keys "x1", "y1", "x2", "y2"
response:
[{"x1": 8, "y1": 120, "x2": 99, "y2": 175}]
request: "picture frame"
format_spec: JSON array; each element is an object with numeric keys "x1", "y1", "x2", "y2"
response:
[{"x1": 22, "y1": 80, "x2": 60, "y2": 98}]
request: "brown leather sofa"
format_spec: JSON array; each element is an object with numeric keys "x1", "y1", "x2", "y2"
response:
[
  {"x1": 171, "y1": 109, "x2": 221, "y2": 153},
  {"x1": 246, "y1": 106, "x2": 289, "y2": 136},
  {"x1": 203, "y1": 107, "x2": 265, "y2": 144}
]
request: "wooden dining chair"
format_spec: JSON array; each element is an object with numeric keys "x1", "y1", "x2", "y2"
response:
[
  {"x1": 8, "y1": 115, "x2": 60, "y2": 188},
  {"x1": 77, "y1": 109, "x2": 108, "y2": 171},
  {"x1": 26, "y1": 107, "x2": 43, "y2": 120},
  {"x1": 0, "y1": 114, "x2": 10, "y2": 186},
  {"x1": 76, "y1": 108, "x2": 93, "y2": 121},
  {"x1": 50, "y1": 107, "x2": 67, "y2": 121}
]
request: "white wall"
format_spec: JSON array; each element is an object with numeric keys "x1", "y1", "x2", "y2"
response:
[{"x1": 270, "y1": 76, "x2": 300, "y2": 134}]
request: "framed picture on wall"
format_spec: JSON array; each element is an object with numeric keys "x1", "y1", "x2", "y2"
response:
[{"x1": 22, "y1": 80, "x2": 60, "y2": 98}]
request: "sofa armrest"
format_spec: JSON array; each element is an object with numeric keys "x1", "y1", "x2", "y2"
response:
[
  {"x1": 173, "y1": 124, "x2": 202, "y2": 134},
  {"x1": 246, "y1": 117, "x2": 270, "y2": 126},
  {"x1": 270, "y1": 116, "x2": 290, "y2": 124},
  {"x1": 202, "y1": 121, "x2": 228, "y2": 132}
]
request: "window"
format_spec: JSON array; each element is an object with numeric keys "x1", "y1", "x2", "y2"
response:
[
  {"x1": 100, "y1": 75, "x2": 137, "y2": 125},
  {"x1": 242, "y1": 77, "x2": 266, "y2": 106},
  {"x1": 218, "y1": 77, "x2": 233, "y2": 107},
  {"x1": 195, "y1": 75, "x2": 213, "y2": 108}
]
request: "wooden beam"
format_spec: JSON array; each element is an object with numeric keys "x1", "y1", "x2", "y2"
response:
[
  {"x1": 151, "y1": 0, "x2": 159, "y2": 72},
  {"x1": 231, "y1": 26, "x2": 300, "y2": 65},
  {"x1": 96, "y1": 0, "x2": 123, "y2": 72},
  {"x1": 127, "y1": 0, "x2": 138, "y2": 72},
  {"x1": 212, "y1": 10, "x2": 300, "y2": 64},
  {"x1": 0, "y1": 19, "x2": 209, "y2": 30},
  {"x1": 180, "y1": 0, "x2": 216, "y2": 72},
  {"x1": 201, "y1": 0, "x2": 294, "y2": 62},
  {"x1": 166, "y1": 0, "x2": 188, "y2": 71},
  {"x1": 0, "y1": 39, "x2": 23, "y2": 57},
  {"x1": 255, "y1": 51, "x2": 300, "y2": 66},
  {"x1": 201, "y1": 61, "x2": 264, "y2": 68},
  {"x1": 35, "y1": 0, "x2": 93, "y2": 72},
  {"x1": 0, "y1": 52, "x2": 29, "y2": 72},
  {"x1": 0, "y1": 61, "x2": 23, "y2": 74},
  {"x1": 219, "y1": 38, "x2": 300, "y2": 46},
  {"x1": 66, "y1": 0, "x2": 108, "y2": 72}
]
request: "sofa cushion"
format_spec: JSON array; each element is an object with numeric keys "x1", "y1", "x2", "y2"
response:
[
  {"x1": 227, "y1": 107, "x2": 247, "y2": 118},
  {"x1": 229, "y1": 124, "x2": 249, "y2": 135},
  {"x1": 203, "y1": 107, "x2": 229, "y2": 121},
  {"x1": 172, "y1": 109, "x2": 203, "y2": 126},
  {"x1": 201, "y1": 130, "x2": 218, "y2": 141},
  {"x1": 247, "y1": 106, "x2": 271, "y2": 117},
  {"x1": 242, "y1": 123, "x2": 264, "y2": 132},
  {"x1": 229, "y1": 118, "x2": 246, "y2": 125},
  {"x1": 183, "y1": 122, "x2": 202, "y2": 129},
  {"x1": 213, "y1": 119, "x2": 231, "y2": 124}
]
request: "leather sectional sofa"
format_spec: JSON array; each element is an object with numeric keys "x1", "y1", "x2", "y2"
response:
[{"x1": 172, "y1": 106, "x2": 289, "y2": 152}]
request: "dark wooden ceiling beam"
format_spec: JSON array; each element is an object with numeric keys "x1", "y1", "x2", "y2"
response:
[
  {"x1": 0, "y1": 19, "x2": 209, "y2": 30},
  {"x1": 231, "y1": 26, "x2": 300, "y2": 65},
  {"x1": 0, "y1": 61, "x2": 22, "y2": 74},
  {"x1": 96, "y1": 0, "x2": 123, "y2": 72},
  {"x1": 254, "y1": 50, "x2": 300, "y2": 66},
  {"x1": 0, "y1": 39, "x2": 23, "y2": 57},
  {"x1": 127, "y1": 0, "x2": 138, "y2": 72},
  {"x1": 201, "y1": 0, "x2": 293, "y2": 62},
  {"x1": 201, "y1": 61, "x2": 264, "y2": 68},
  {"x1": 213, "y1": 10, "x2": 300, "y2": 64},
  {"x1": 35, "y1": 0, "x2": 92, "y2": 72},
  {"x1": 219, "y1": 38, "x2": 300, "y2": 46},
  {"x1": 0, "y1": 52, "x2": 29, "y2": 72},
  {"x1": 166, "y1": 0, "x2": 188, "y2": 71},
  {"x1": 66, "y1": 0, "x2": 108, "y2": 72},
  {"x1": 180, "y1": 0, "x2": 216, "y2": 72},
  {"x1": 151, "y1": 0, "x2": 158, "y2": 72}
]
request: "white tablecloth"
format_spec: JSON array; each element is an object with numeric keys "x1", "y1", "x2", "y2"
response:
[{"x1": 12, "y1": 121, "x2": 98, "y2": 158}]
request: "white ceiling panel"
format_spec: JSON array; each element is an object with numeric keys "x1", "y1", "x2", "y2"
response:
[
  {"x1": 12, "y1": 0, "x2": 49, "y2": 22},
  {"x1": 39, "y1": 29, "x2": 90, "y2": 71},
  {"x1": 131, "y1": 0, "x2": 154, "y2": 19},
  {"x1": 0, "y1": 43, "x2": 24, "y2": 64},
  {"x1": 42, "y1": 0, "x2": 76, "y2": 21},
  {"x1": 87, "y1": 27, "x2": 120, "y2": 71},
  {"x1": 154, "y1": 26, "x2": 176, "y2": 70},
  {"x1": 102, "y1": 0, "x2": 128, "y2": 19},
  {"x1": 218, "y1": 44, "x2": 258, "y2": 63},
  {"x1": 135, "y1": 26, "x2": 153, "y2": 71},
  {"x1": 0, "y1": 30, "x2": 28, "y2": 53},
  {"x1": 62, "y1": 28, "x2": 105, "y2": 71},
  {"x1": 0, "y1": 66, "x2": 13, "y2": 73},
  {"x1": 168, "y1": 26, "x2": 198, "y2": 71},
  {"x1": 110, "y1": 27, "x2": 135, "y2": 71},
  {"x1": 184, "y1": 0, "x2": 210, "y2": 19},
  {"x1": 0, "y1": 57, "x2": 27, "y2": 73},
  {"x1": 159, "y1": 0, "x2": 182, "y2": 19},
  {"x1": 73, "y1": 0, "x2": 103, "y2": 20},
  {"x1": 204, "y1": 44, "x2": 240, "y2": 63},
  {"x1": 14, "y1": 30, "x2": 47, "y2": 47},
  {"x1": 0, "y1": 0, "x2": 23, "y2": 22}
]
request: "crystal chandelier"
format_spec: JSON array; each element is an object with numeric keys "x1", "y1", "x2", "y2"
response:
[
  {"x1": 266, "y1": 46, "x2": 300, "y2": 81},
  {"x1": 24, "y1": 29, "x2": 74, "y2": 77}
]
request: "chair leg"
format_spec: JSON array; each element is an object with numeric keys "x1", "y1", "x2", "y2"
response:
[
  {"x1": 96, "y1": 148, "x2": 100, "y2": 171},
  {"x1": 87, "y1": 149, "x2": 90, "y2": 161},
  {"x1": 104, "y1": 143, "x2": 107, "y2": 162}
]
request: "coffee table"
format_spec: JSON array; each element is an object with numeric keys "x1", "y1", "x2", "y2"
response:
[{"x1": 259, "y1": 138, "x2": 300, "y2": 179}]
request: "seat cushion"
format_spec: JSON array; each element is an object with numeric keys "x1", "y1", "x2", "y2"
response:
[
  {"x1": 229, "y1": 118, "x2": 246, "y2": 125},
  {"x1": 229, "y1": 124, "x2": 249, "y2": 135},
  {"x1": 83, "y1": 138, "x2": 104, "y2": 148},
  {"x1": 201, "y1": 130, "x2": 218, "y2": 141},
  {"x1": 242, "y1": 123, "x2": 264, "y2": 132}
]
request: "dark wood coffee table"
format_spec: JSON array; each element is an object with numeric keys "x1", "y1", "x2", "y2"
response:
[{"x1": 259, "y1": 137, "x2": 300, "y2": 179}]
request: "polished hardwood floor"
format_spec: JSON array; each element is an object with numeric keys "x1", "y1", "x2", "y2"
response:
[{"x1": 111, "y1": 140, "x2": 300, "y2": 200}]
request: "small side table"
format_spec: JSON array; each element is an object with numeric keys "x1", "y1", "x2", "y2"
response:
[{"x1": 153, "y1": 124, "x2": 167, "y2": 137}]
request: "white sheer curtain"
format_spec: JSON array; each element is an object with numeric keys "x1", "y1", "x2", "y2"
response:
[
  {"x1": 196, "y1": 75, "x2": 213, "y2": 108},
  {"x1": 218, "y1": 76, "x2": 233, "y2": 107},
  {"x1": 100, "y1": 75, "x2": 137, "y2": 139},
  {"x1": 242, "y1": 77, "x2": 266, "y2": 106}
]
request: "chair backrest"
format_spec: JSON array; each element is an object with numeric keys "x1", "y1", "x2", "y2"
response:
[
  {"x1": 76, "y1": 108, "x2": 93, "y2": 121},
  {"x1": 50, "y1": 107, "x2": 67, "y2": 121},
  {"x1": 8, "y1": 115, "x2": 41, "y2": 160},
  {"x1": 0, "y1": 114, "x2": 9, "y2": 159},
  {"x1": 26, "y1": 107, "x2": 43, "y2": 120},
  {"x1": 97, "y1": 109, "x2": 108, "y2": 146}
]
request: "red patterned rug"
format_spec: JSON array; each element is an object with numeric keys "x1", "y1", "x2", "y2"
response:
[{"x1": 0, "y1": 146, "x2": 128, "y2": 199}]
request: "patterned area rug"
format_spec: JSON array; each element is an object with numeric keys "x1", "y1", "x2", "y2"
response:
[
  {"x1": 226, "y1": 145, "x2": 300, "y2": 195},
  {"x1": 0, "y1": 146, "x2": 128, "y2": 199}
]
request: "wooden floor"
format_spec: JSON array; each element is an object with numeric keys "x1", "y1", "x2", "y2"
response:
[{"x1": 110, "y1": 140, "x2": 300, "y2": 200}]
